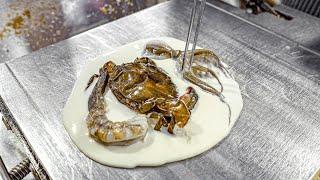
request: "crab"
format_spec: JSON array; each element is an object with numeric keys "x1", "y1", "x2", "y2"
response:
[
  {"x1": 143, "y1": 40, "x2": 232, "y2": 98},
  {"x1": 144, "y1": 40, "x2": 233, "y2": 123},
  {"x1": 86, "y1": 57, "x2": 199, "y2": 140}
]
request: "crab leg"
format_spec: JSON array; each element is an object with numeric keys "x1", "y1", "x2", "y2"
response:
[
  {"x1": 183, "y1": 71, "x2": 222, "y2": 97},
  {"x1": 144, "y1": 40, "x2": 232, "y2": 78},
  {"x1": 144, "y1": 40, "x2": 182, "y2": 59},
  {"x1": 184, "y1": 70, "x2": 231, "y2": 125},
  {"x1": 86, "y1": 66, "x2": 148, "y2": 146},
  {"x1": 85, "y1": 74, "x2": 99, "y2": 90},
  {"x1": 143, "y1": 41, "x2": 233, "y2": 125},
  {"x1": 148, "y1": 112, "x2": 168, "y2": 131},
  {"x1": 191, "y1": 65, "x2": 223, "y2": 93},
  {"x1": 167, "y1": 116, "x2": 176, "y2": 134},
  {"x1": 148, "y1": 87, "x2": 199, "y2": 134},
  {"x1": 149, "y1": 112, "x2": 180, "y2": 134},
  {"x1": 191, "y1": 49, "x2": 233, "y2": 78}
]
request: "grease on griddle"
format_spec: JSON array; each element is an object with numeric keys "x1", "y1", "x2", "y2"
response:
[
  {"x1": 23, "y1": 10, "x2": 31, "y2": 19},
  {"x1": 0, "y1": 9, "x2": 31, "y2": 39}
]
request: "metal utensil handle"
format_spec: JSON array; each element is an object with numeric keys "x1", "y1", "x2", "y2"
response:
[
  {"x1": 181, "y1": 0, "x2": 198, "y2": 71},
  {"x1": 1, "y1": 115, "x2": 31, "y2": 180},
  {"x1": 9, "y1": 158, "x2": 31, "y2": 180},
  {"x1": 188, "y1": 0, "x2": 206, "y2": 71},
  {"x1": 0, "y1": 155, "x2": 31, "y2": 180},
  {"x1": 181, "y1": 0, "x2": 207, "y2": 72}
]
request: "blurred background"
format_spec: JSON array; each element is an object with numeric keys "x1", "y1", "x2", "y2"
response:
[
  {"x1": 0, "y1": 0, "x2": 319, "y2": 63},
  {"x1": 0, "y1": 0, "x2": 167, "y2": 63}
]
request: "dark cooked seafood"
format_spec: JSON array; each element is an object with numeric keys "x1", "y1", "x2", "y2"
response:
[
  {"x1": 144, "y1": 40, "x2": 232, "y2": 98},
  {"x1": 86, "y1": 63, "x2": 148, "y2": 146},
  {"x1": 86, "y1": 57, "x2": 199, "y2": 145},
  {"x1": 144, "y1": 40, "x2": 232, "y2": 124}
]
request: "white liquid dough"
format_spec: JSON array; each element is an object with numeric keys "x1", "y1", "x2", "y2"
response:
[{"x1": 63, "y1": 37, "x2": 243, "y2": 168}]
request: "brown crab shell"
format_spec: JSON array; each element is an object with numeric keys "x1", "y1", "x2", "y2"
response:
[{"x1": 108, "y1": 58, "x2": 179, "y2": 114}]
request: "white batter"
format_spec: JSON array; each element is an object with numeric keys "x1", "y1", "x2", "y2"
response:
[{"x1": 63, "y1": 37, "x2": 243, "y2": 168}]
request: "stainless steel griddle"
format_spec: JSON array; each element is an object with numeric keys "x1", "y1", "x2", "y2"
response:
[{"x1": 1, "y1": 0, "x2": 320, "y2": 179}]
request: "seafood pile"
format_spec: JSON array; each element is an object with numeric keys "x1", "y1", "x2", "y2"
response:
[
  {"x1": 85, "y1": 40, "x2": 232, "y2": 146},
  {"x1": 144, "y1": 40, "x2": 232, "y2": 98}
]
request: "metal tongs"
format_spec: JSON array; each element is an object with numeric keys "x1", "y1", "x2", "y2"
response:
[{"x1": 181, "y1": 0, "x2": 207, "y2": 72}]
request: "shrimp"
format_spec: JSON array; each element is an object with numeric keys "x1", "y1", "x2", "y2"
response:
[{"x1": 86, "y1": 64, "x2": 148, "y2": 146}]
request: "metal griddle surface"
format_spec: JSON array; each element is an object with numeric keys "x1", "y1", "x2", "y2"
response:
[{"x1": 1, "y1": 0, "x2": 320, "y2": 179}]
